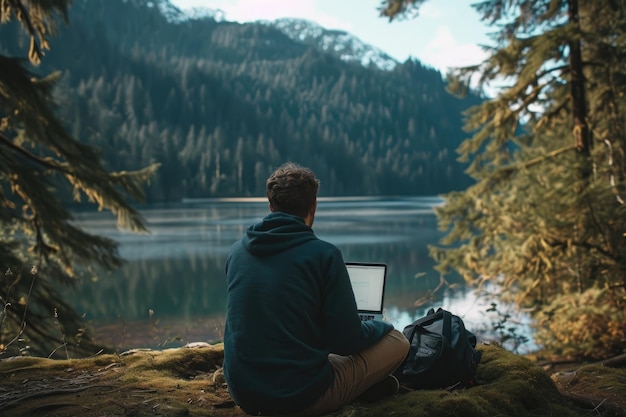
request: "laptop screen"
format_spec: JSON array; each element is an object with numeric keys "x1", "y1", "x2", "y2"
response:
[{"x1": 345, "y1": 262, "x2": 387, "y2": 313}]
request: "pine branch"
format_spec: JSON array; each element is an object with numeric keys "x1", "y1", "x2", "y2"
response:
[
  {"x1": 535, "y1": 99, "x2": 570, "y2": 129},
  {"x1": 7, "y1": 0, "x2": 44, "y2": 62},
  {"x1": 547, "y1": 238, "x2": 616, "y2": 262},
  {"x1": 0, "y1": 132, "x2": 66, "y2": 172},
  {"x1": 499, "y1": 145, "x2": 577, "y2": 173},
  {"x1": 2, "y1": 0, "x2": 70, "y2": 64}
]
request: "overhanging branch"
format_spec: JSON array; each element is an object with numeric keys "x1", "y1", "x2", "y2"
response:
[{"x1": 0, "y1": 132, "x2": 67, "y2": 172}]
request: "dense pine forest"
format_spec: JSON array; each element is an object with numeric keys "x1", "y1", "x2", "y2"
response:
[{"x1": 1, "y1": 0, "x2": 480, "y2": 202}]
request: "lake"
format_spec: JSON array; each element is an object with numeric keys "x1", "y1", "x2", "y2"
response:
[{"x1": 70, "y1": 196, "x2": 534, "y2": 352}]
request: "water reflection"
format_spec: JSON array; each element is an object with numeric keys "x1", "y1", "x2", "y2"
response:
[{"x1": 69, "y1": 197, "x2": 534, "y2": 351}]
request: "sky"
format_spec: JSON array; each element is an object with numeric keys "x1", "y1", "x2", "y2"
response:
[{"x1": 168, "y1": 0, "x2": 493, "y2": 75}]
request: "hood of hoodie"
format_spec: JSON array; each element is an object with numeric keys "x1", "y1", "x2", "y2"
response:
[{"x1": 242, "y1": 212, "x2": 317, "y2": 256}]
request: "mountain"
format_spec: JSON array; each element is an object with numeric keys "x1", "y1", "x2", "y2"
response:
[
  {"x1": 1, "y1": 0, "x2": 480, "y2": 202},
  {"x1": 156, "y1": 0, "x2": 227, "y2": 24},
  {"x1": 260, "y1": 18, "x2": 399, "y2": 71},
  {"x1": 159, "y1": 1, "x2": 399, "y2": 71}
]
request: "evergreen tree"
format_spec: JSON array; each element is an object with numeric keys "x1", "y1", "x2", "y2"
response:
[
  {"x1": 0, "y1": 0, "x2": 159, "y2": 357},
  {"x1": 383, "y1": 0, "x2": 626, "y2": 359}
]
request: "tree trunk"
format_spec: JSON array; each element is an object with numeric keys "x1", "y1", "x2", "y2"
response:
[{"x1": 568, "y1": 0, "x2": 592, "y2": 155}]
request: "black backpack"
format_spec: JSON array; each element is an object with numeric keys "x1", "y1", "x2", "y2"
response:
[{"x1": 394, "y1": 307, "x2": 482, "y2": 390}]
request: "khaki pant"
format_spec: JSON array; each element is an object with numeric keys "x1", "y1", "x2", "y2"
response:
[{"x1": 296, "y1": 329, "x2": 410, "y2": 416}]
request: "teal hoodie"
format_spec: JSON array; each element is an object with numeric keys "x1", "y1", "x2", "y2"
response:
[{"x1": 223, "y1": 212, "x2": 393, "y2": 415}]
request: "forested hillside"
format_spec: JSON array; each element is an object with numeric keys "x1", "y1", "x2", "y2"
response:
[{"x1": 1, "y1": 0, "x2": 480, "y2": 202}]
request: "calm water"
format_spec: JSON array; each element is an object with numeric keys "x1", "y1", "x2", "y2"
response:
[{"x1": 69, "y1": 197, "x2": 533, "y2": 351}]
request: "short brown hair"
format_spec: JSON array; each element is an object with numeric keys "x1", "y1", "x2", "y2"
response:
[{"x1": 266, "y1": 162, "x2": 320, "y2": 218}]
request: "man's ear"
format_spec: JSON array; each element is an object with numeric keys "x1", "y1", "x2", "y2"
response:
[
  {"x1": 305, "y1": 200, "x2": 317, "y2": 227},
  {"x1": 269, "y1": 203, "x2": 275, "y2": 212}
]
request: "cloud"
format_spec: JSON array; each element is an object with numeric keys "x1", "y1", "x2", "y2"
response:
[{"x1": 421, "y1": 25, "x2": 487, "y2": 73}]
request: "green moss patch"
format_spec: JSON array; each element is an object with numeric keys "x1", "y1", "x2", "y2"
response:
[
  {"x1": 339, "y1": 344, "x2": 584, "y2": 417},
  {"x1": 0, "y1": 343, "x2": 623, "y2": 416},
  {"x1": 552, "y1": 363, "x2": 626, "y2": 416}
]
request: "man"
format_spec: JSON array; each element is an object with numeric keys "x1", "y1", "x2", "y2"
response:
[{"x1": 224, "y1": 162, "x2": 409, "y2": 416}]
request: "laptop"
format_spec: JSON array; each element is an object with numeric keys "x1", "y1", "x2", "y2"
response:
[{"x1": 345, "y1": 262, "x2": 388, "y2": 321}]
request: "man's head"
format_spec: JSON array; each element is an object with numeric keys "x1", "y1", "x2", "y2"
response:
[{"x1": 266, "y1": 162, "x2": 320, "y2": 225}]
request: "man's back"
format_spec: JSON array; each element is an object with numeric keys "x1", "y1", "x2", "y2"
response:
[
  {"x1": 224, "y1": 211, "x2": 391, "y2": 415},
  {"x1": 222, "y1": 163, "x2": 406, "y2": 417}
]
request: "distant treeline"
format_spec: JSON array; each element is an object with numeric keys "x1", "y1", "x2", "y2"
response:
[{"x1": 1, "y1": 0, "x2": 481, "y2": 202}]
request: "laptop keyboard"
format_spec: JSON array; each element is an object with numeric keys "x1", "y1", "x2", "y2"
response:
[{"x1": 359, "y1": 314, "x2": 375, "y2": 321}]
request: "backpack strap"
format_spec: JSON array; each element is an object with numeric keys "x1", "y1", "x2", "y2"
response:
[{"x1": 441, "y1": 309, "x2": 452, "y2": 344}]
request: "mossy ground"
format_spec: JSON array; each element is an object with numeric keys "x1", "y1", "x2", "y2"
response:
[{"x1": 0, "y1": 343, "x2": 624, "y2": 416}]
